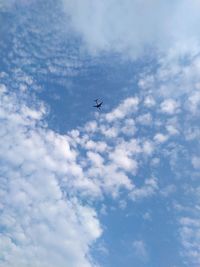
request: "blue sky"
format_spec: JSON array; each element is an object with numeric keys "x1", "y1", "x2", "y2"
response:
[{"x1": 1, "y1": 1, "x2": 200, "y2": 267}]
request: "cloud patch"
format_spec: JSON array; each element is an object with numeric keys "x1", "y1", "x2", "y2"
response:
[
  {"x1": 0, "y1": 84, "x2": 102, "y2": 267},
  {"x1": 62, "y1": 0, "x2": 200, "y2": 58}
]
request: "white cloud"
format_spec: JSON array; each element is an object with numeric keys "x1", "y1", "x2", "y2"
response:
[
  {"x1": 100, "y1": 125, "x2": 119, "y2": 138},
  {"x1": 138, "y1": 76, "x2": 155, "y2": 91},
  {"x1": 143, "y1": 95, "x2": 156, "y2": 107},
  {"x1": 184, "y1": 127, "x2": 200, "y2": 141},
  {"x1": 192, "y1": 156, "x2": 200, "y2": 169},
  {"x1": 154, "y1": 133, "x2": 168, "y2": 144},
  {"x1": 188, "y1": 91, "x2": 200, "y2": 114},
  {"x1": 143, "y1": 212, "x2": 152, "y2": 221},
  {"x1": 179, "y1": 214, "x2": 200, "y2": 266},
  {"x1": 0, "y1": 86, "x2": 102, "y2": 267},
  {"x1": 160, "y1": 184, "x2": 176, "y2": 197},
  {"x1": 121, "y1": 118, "x2": 136, "y2": 136},
  {"x1": 137, "y1": 45, "x2": 200, "y2": 102},
  {"x1": 142, "y1": 140, "x2": 154, "y2": 156},
  {"x1": 176, "y1": 184, "x2": 200, "y2": 267},
  {"x1": 129, "y1": 177, "x2": 158, "y2": 202},
  {"x1": 105, "y1": 97, "x2": 139, "y2": 122},
  {"x1": 85, "y1": 121, "x2": 98, "y2": 133},
  {"x1": 151, "y1": 157, "x2": 160, "y2": 166},
  {"x1": 137, "y1": 113, "x2": 152, "y2": 125},
  {"x1": 132, "y1": 240, "x2": 148, "y2": 260},
  {"x1": 87, "y1": 151, "x2": 104, "y2": 167},
  {"x1": 109, "y1": 144, "x2": 138, "y2": 173},
  {"x1": 111, "y1": 151, "x2": 137, "y2": 172},
  {"x1": 160, "y1": 99, "x2": 179, "y2": 114},
  {"x1": 119, "y1": 199, "x2": 127, "y2": 210},
  {"x1": 62, "y1": 0, "x2": 200, "y2": 58},
  {"x1": 166, "y1": 124, "x2": 179, "y2": 136}
]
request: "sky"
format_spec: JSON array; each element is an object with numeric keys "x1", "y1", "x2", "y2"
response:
[{"x1": 0, "y1": 1, "x2": 200, "y2": 266}]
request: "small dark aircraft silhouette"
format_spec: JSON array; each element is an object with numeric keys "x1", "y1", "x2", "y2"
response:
[{"x1": 93, "y1": 99, "x2": 103, "y2": 110}]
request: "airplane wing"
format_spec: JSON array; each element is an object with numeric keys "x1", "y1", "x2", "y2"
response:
[{"x1": 93, "y1": 99, "x2": 103, "y2": 109}]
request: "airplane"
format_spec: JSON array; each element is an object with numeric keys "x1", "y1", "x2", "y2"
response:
[{"x1": 93, "y1": 99, "x2": 103, "y2": 110}]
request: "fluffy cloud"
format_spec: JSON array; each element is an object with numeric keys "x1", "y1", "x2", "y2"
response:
[
  {"x1": 0, "y1": 84, "x2": 102, "y2": 267},
  {"x1": 154, "y1": 133, "x2": 168, "y2": 144},
  {"x1": 179, "y1": 206, "x2": 200, "y2": 266},
  {"x1": 192, "y1": 156, "x2": 200, "y2": 169},
  {"x1": 62, "y1": 0, "x2": 200, "y2": 58},
  {"x1": 160, "y1": 99, "x2": 179, "y2": 114},
  {"x1": 129, "y1": 177, "x2": 158, "y2": 201},
  {"x1": 138, "y1": 48, "x2": 200, "y2": 98},
  {"x1": 105, "y1": 97, "x2": 139, "y2": 122}
]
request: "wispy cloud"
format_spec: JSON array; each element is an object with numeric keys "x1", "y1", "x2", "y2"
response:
[
  {"x1": 132, "y1": 239, "x2": 148, "y2": 261},
  {"x1": 62, "y1": 0, "x2": 200, "y2": 58},
  {"x1": 178, "y1": 202, "x2": 200, "y2": 266},
  {"x1": 129, "y1": 177, "x2": 158, "y2": 201}
]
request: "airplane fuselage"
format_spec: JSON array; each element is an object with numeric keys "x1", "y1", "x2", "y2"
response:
[
  {"x1": 95, "y1": 102, "x2": 102, "y2": 108},
  {"x1": 93, "y1": 99, "x2": 103, "y2": 109}
]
